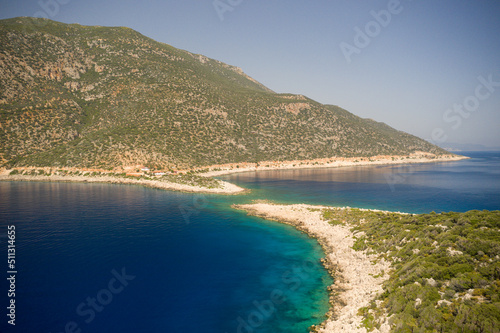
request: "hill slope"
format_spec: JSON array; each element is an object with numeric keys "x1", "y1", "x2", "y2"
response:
[{"x1": 0, "y1": 17, "x2": 448, "y2": 170}]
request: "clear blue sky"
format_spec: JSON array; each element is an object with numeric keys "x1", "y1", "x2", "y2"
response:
[{"x1": 1, "y1": 0, "x2": 499, "y2": 147}]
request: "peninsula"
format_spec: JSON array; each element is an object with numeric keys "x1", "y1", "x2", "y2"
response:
[
  {"x1": 235, "y1": 203, "x2": 500, "y2": 333},
  {"x1": 0, "y1": 152, "x2": 466, "y2": 194},
  {"x1": 2, "y1": 17, "x2": 495, "y2": 333}
]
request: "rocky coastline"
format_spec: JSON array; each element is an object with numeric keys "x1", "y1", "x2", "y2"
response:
[
  {"x1": 0, "y1": 153, "x2": 467, "y2": 196},
  {"x1": 200, "y1": 153, "x2": 467, "y2": 177},
  {"x1": 0, "y1": 172, "x2": 247, "y2": 195},
  {"x1": 234, "y1": 203, "x2": 395, "y2": 333}
]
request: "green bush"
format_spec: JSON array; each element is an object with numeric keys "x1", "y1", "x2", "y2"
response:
[{"x1": 322, "y1": 208, "x2": 500, "y2": 332}]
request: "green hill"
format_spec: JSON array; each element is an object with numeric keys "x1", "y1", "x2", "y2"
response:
[{"x1": 0, "y1": 17, "x2": 448, "y2": 170}]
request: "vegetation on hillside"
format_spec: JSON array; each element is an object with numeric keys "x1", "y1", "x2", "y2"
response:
[
  {"x1": 323, "y1": 209, "x2": 500, "y2": 332},
  {"x1": 1, "y1": 17, "x2": 448, "y2": 170},
  {"x1": 7, "y1": 168, "x2": 222, "y2": 189}
]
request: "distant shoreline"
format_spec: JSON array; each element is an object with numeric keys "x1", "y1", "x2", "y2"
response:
[
  {"x1": 0, "y1": 154, "x2": 475, "y2": 332},
  {"x1": 0, "y1": 153, "x2": 468, "y2": 195},
  {"x1": 199, "y1": 153, "x2": 468, "y2": 177},
  {"x1": 0, "y1": 173, "x2": 248, "y2": 195},
  {"x1": 234, "y1": 203, "x2": 395, "y2": 333}
]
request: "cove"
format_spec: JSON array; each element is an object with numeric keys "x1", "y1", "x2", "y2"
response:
[{"x1": 0, "y1": 181, "x2": 332, "y2": 333}]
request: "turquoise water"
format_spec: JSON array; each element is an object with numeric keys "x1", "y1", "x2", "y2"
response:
[{"x1": 0, "y1": 151, "x2": 498, "y2": 332}]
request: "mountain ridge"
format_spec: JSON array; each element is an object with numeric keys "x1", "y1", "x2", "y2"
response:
[{"x1": 0, "y1": 17, "x2": 450, "y2": 170}]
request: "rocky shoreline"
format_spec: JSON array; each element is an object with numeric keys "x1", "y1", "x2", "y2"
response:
[
  {"x1": 200, "y1": 153, "x2": 467, "y2": 177},
  {"x1": 0, "y1": 173, "x2": 247, "y2": 195},
  {"x1": 234, "y1": 203, "x2": 395, "y2": 333},
  {"x1": 0, "y1": 153, "x2": 467, "y2": 196}
]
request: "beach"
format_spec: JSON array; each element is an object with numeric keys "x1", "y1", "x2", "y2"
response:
[{"x1": 234, "y1": 203, "x2": 395, "y2": 333}]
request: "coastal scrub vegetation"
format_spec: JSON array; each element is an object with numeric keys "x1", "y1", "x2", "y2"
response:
[
  {"x1": 6, "y1": 168, "x2": 222, "y2": 189},
  {"x1": 0, "y1": 17, "x2": 448, "y2": 170},
  {"x1": 323, "y1": 208, "x2": 500, "y2": 332},
  {"x1": 158, "y1": 173, "x2": 222, "y2": 189}
]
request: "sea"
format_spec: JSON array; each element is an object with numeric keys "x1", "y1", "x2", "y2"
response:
[{"x1": 0, "y1": 151, "x2": 498, "y2": 333}]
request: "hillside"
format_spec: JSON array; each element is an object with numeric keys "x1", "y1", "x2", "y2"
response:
[
  {"x1": 326, "y1": 208, "x2": 500, "y2": 333},
  {"x1": 0, "y1": 17, "x2": 449, "y2": 170}
]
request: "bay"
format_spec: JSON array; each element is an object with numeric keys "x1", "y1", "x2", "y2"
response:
[
  {"x1": 1, "y1": 151, "x2": 498, "y2": 332},
  {"x1": 219, "y1": 151, "x2": 500, "y2": 213},
  {"x1": 0, "y1": 182, "x2": 331, "y2": 333}
]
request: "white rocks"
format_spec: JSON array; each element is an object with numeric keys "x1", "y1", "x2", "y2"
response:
[
  {"x1": 437, "y1": 299, "x2": 451, "y2": 307},
  {"x1": 447, "y1": 247, "x2": 463, "y2": 256},
  {"x1": 235, "y1": 203, "x2": 391, "y2": 333},
  {"x1": 425, "y1": 277, "x2": 437, "y2": 287},
  {"x1": 463, "y1": 289, "x2": 475, "y2": 301}
]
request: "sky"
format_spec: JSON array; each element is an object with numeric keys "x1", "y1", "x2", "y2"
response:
[{"x1": 1, "y1": 0, "x2": 499, "y2": 148}]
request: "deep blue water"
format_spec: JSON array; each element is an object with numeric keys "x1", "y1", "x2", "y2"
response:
[
  {"x1": 0, "y1": 151, "x2": 499, "y2": 332},
  {"x1": 0, "y1": 183, "x2": 330, "y2": 333}
]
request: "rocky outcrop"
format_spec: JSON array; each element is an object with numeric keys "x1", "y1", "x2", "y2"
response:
[{"x1": 280, "y1": 102, "x2": 311, "y2": 115}]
